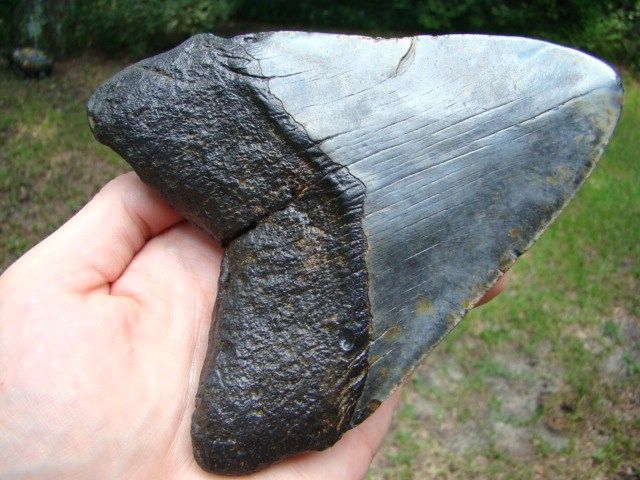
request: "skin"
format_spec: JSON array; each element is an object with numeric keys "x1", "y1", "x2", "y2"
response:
[{"x1": 0, "y1": 172, "x2": 506, "y2": 480}]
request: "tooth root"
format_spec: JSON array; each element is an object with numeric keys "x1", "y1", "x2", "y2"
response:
[
  {"x1": 87, "y1": 32, "x2": 622, "y2": 475},
  {"x1": 192, "y1": 181, "x2": 369, "y2": 474}
]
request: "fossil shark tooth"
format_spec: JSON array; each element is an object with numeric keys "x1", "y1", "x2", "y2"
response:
[{"x1": 86, "y1": 32, "x2": 622, "y2": 475}]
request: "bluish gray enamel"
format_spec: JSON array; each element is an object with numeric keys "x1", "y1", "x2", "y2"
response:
[{"x1": 241, "y1": 33, "x2": 622, "y2": 418}]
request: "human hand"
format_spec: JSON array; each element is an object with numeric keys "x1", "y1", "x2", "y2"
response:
[{"x1": 0, "y1": 172, "x2": 506, "y2": 479}]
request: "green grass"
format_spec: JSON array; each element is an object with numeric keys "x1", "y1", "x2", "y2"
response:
[{"x1": 1, "y1": 59, "x2": 638, "y2": 479}]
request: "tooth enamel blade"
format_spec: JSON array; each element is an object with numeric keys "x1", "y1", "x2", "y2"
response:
[{"x1": 240, "y1": 33, "x2": 622, "y2": 418}]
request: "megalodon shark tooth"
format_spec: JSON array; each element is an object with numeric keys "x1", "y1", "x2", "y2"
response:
[{"x1": 86, "y1": 32, "x2": 622, "y2": 475}]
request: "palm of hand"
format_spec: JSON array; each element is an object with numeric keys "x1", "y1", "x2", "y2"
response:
[{"x1": 0, "y1": 174, "x2": 401, "y2": 480}]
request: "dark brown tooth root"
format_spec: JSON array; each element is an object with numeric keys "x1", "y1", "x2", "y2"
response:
[
  {"x1": 192, "y1": 178, "x2": 369, "y2": 474},
  {"x1": 88, "y1": 33, "x2": 371, "y2": 474}
]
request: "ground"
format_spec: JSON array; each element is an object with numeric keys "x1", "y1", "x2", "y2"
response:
[{"x1": 1, "y1": 58, "x2": 638, "y2": 479}]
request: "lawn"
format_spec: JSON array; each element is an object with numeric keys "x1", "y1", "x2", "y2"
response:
[{"x1": 1, "y1": 58, "x2": 638, "y2": 479}]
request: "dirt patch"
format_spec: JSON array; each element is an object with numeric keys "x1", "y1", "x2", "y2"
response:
[{"x1": 602, "y1": 307, "x2": 640, "y2": 377}]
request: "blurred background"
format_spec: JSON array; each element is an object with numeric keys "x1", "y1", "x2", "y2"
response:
[{"x1": 1, "y1": 1, "x2": 638, "y2": 478}]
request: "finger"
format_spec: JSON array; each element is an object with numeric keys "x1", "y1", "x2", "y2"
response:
[
  {"x1": 349, "y1": 387, "x2": 403, "y2": 456},
  {"x1": 112, "y1": 220, "x2": 221, "y2": 298},
  {"x1": 180, "y1": 389, "x2": 402, "y2": 480},
  {"x1": 261, "y1": 388, "x2": 403, "y2": 480},
  {"x1": 111, "y1": 220, "x2": 222, "y2": 349},
  {"x1": 475, "y1": 272, "x2": 509, "y2": 307},
  {"x1": 16, "y1": 172, "x2": 182, "y2": 293},
  {"x1": 111, "y1": 220, "x2": 221, "y2": 314}
]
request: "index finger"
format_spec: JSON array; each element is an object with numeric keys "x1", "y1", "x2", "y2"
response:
[{"x1": 6, "y1": 172, "x2": 182, "y2": 293}]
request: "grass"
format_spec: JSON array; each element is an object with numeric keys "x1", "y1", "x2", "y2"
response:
[{"x1": 1, "y1": 59, "x2": 638, "y2": 479}]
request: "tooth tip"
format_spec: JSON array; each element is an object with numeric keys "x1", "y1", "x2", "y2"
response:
[{"x1": 565, "y1": 44, "x2": 623, "y2": 96}]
